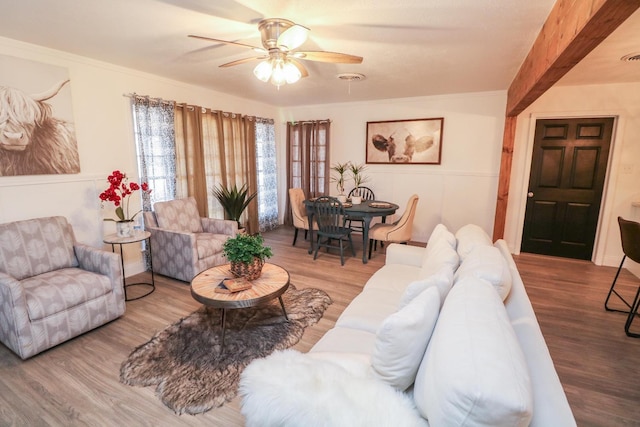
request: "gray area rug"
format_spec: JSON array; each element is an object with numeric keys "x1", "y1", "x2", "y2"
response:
[{"x1": 120, "y1": 284, "x2": 332, "y2": 415}]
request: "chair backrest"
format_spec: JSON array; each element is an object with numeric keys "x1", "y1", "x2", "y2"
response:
[
  {"x1": 0, "y1": 216, "x2": 78, "y2": 280},
  {"x1": 153, "y1": 197, "x2": 203, "y2": 233},
  {"x1": 288, "y1": 188, "x2": 307, "y2": 228},
  {"x1": 348, "y1": 186, "x2": 375, "y2": 201},
  {"x1": 313, "y1": 196, "x2": 346, "y2": 235},
  {"x1": 618, "y1": 216, "x2": 640, "y2": 264},
  {"x1": 386, "y1": 194, "x2": 419, "y2": 241}
]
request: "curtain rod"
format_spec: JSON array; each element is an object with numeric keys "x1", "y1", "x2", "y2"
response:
[
  {"x1": 123, "y1": 93, "x2": 273, "y2": 123},
  {"x1": 286, "y1": 119, "x2": 332, "y2": 125}
]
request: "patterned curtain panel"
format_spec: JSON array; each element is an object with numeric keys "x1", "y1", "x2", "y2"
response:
[
  {"x1": 131, "y1": 95, "x2": 177, "y2": 209},
  {"x1": 255, "y1": 119, "x2": 279, "y2": 231},
  {"x1": 284, "y1": 120, "x2": 331, "y2": 225}
]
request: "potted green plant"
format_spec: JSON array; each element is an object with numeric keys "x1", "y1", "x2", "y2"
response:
[
  {"x1": 330, "y1": 162, "x2": 351, "y2": 202},
  {"x1": 211, "y1": 183, "x2": 257, "y2": 230},
  {"x1": 223, "y1": 233, "x2": 273, "y2": 280}
]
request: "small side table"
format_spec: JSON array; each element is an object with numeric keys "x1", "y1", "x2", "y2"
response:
[{"x1": 103, "y1": 230, "x2": 155, "y2": 301}]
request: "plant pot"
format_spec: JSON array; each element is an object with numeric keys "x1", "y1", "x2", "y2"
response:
[
  {"x1": 337, "y1": 194, "x2": 347, "y2": 203},
  {"x1": 116, "y1": 220, "x2": 134, "y2": 238},
  {"x1": 230, "y1": 257, "x2": 264, "y2": 281},
  {"x1": 351, "y1": 196, "x2": 362, "y2": 205}
]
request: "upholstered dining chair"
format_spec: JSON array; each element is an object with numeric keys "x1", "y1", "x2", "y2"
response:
[
  {"x1": 605, "y1": 216, "x2": 640, "y2": 337},
  {"x1": 368, "y1": 194, "x2": 419, "y2": 259},
  {"x1": 288, "y1": 188, "x2": 318, "y2": 246},
  {"x1": 313, "y1": 196, "x2": 356, "y2": 266},
  {"x1": 345, "y1": 186, "x2": 375, "y2": 233}
]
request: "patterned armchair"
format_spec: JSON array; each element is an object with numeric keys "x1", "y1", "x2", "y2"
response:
[
  {"x1": 0, "y1": 216, "x2": 124, "y2": 359},
  {"x1": 143, "y1": 197, "x2": 238, "y2": 282}
]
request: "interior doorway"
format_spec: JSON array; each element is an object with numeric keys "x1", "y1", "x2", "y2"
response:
[{"x1": 521, "y1": 117, "x2": 614, "y2": 260}]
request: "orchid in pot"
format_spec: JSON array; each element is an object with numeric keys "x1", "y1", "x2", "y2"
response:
[{"x1": 99, "y1": 170, "x2": 152, "y2": 237}]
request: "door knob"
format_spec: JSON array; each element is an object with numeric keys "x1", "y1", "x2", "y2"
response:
[{"x1": 527, "y1": 192, "x2": 534, "y2": 198}]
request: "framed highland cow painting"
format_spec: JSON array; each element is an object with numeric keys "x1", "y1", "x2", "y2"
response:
[
  {"x1": 366, "y1": 117, "x2": 444, "y2": 164},
  {"x1": 0, "y1": 54, "x2": 80, "y2": 176}
]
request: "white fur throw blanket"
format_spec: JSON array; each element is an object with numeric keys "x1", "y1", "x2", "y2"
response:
[{"x1": 239, "y1": 349, "x2": 427, "y2": 427}]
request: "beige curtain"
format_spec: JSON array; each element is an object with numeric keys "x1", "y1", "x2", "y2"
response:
[
  {"x1": 202, "y1": 110, "x2": 258, "y2": 234},
  {"x1": 174, "y1": 105, "x2": 208, "y2": 217},
  {"x1": 284, "y1": 120, "x2": 331, "y2": 225}
]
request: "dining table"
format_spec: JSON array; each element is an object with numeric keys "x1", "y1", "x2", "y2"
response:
[{"x1": 304, "y1": 198, "x2": 399, "y2": 264}]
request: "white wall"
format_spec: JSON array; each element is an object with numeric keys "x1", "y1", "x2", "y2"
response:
[
  {"x1": 0, "y1": 37, "x2": 278, "y2": 275},
  {"x1": 505, "y1": 82, "x2": 640, "y2": 276},
  {"x1": 278, "y1": 91, "x2": 507, "y2": 242}
]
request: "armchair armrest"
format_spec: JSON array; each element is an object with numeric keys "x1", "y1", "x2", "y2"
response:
[
  {"x1": 74, "y1": 244, "x2": 123, "y2": 291},
  {"x1": 0, "y1": 272, "x2": 30, "y2": 358},
  {"x1": 201, "y1": 218, "x2": 238, "y2": 236},
  {"x1": 385, "y1": 244, "x2": 426, "y2": 267}
]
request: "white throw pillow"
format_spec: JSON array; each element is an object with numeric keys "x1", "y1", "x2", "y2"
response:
[
  {"x1": 413, "y1": 277, "x2": 533, "y2": 427},
  {"x1": 420, "y1": 238, "x2": 460, "y2": 278},
  {"x1": 239, "y1": 349, "x2": 427, "y2": 427},
  {"x1": 454, "y1": 245, "x2": 513, "y2": 300},
  {"x1": 371, "y1": 286, "x2": 441, "y2": 391},
  {"x1": 400, "y1": 266, "x2": 454, "y2": 308},
  {"x1": 455, "y1": 223, "x2": 492, "y2": 260},
  {"x1": 427, "y1": 223, "x2": 457, "y2": 249}
]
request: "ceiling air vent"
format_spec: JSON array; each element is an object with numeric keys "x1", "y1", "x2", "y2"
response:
[
  {"x1": 337, "y1": 73, "x2": 366, "y2": 81},
  {"x1": 620, "y1": 52, "x2": 640, "y2": 62}
]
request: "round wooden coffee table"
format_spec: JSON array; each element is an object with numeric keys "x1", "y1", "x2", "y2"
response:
[{"x1": 190, "y1": 262, "x2": 290, "y2": 350}]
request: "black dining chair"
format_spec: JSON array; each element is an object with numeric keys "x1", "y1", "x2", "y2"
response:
[
  {"x1": 313, "y1": 196, "x2": 356, "y2": 266},
  {"x1": 345, "y1": 186, "x2": 375, "y2": 233},
  {"x1": 604, "y1": 216, "x2": 640, "y2": 337}
]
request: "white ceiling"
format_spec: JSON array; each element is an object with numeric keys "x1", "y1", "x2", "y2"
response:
[{"x1": 0, "y1": 0, "x2": 638, "y2": 107}]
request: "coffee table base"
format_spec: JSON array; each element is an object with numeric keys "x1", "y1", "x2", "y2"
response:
[{"x1": 219, "y1": 296, "x2": 289, "y2": 352}]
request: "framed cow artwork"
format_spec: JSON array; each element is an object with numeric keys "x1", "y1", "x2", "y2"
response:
[
  {"x1": 0, "y1": 54, "x2": 80, "y2": 176},
  {"x1": 366, "y1": 117, "x2": 444, "y2": 165}
]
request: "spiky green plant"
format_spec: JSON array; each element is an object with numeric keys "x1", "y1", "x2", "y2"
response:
[{"x1": 211, "y1": 183, "x2": 257, "y2": 228}]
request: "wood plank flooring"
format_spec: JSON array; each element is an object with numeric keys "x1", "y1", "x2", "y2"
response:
[{"x1": 0, "y1": 226, "x2": 639, "y2": 426}]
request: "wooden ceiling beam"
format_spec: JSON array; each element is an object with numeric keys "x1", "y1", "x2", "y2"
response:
[
  {"x1": 493, "y1": 0, "x2": 640, "y2": 241},
  {"x1": 506, "y1": 0, "x2": 640, "y2": 117}
]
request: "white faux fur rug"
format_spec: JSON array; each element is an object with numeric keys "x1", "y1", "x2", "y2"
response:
[{"x1": 239, "y1": 349, "x2": 427, "y2": 427}]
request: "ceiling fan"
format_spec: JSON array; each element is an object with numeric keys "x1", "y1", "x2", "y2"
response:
[{"x1": 188, "y1": 18, "x2": 363, "y2": 86}]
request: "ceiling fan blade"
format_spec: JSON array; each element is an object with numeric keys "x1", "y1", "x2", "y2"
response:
[
  {"x1": 294, "y1": 51, "x2": 363, "y2": 64},
  {"x1": 277, "y1": 24, "x2": 310, "y2": 51},
  {"x1": 219, "y1": 56, "x2": 268, "y2": 68},
  {"x1": 188, "y1": 35, "x2": 266, "y2": 53},
  {"x1": 289, "y1": 58, "x2": 309, "y2": 78}
]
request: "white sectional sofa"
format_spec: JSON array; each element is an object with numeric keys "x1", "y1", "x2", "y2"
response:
[{"x1": 239, "y1": 224, "x2": 576, "y2": 427}]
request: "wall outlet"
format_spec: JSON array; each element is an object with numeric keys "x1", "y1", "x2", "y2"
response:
[{"x1": 621, "y1": 163, "x2": 634, "y2": 174}]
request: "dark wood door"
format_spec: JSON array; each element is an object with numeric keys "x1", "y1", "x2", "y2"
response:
[{"x1": 521, "y1": 117, "x2": 613, "y2": 260}]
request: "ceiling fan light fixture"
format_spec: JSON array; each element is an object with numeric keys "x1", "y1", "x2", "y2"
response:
[
  {"x1": 253, "y1": 60, "x2": 273, "y2": 82},
  {"x1": 270, "y1": 59, "x2": 287, "y2": 86},
  {"x1": 283, "y1": 61, "x2": 302, "y2": 84}
]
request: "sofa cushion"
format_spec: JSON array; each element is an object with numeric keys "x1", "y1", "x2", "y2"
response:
[
  {"x1": 455, "y1": 223, "x2": 493, "y2": 260},
  {"x1": 372, "y1": 286, "x2": 440, "y2": 391},
  {"x1": 239, "y1": 349, "x2": 428, "y2": 427},
  {"x1": 0, "y1": 216, "x2": 78, "y2": 281},
  {"x1": 153, "y1": 197, "x2": 204, "y2": 233},
  {"x1": 22, "y1": 268, "x2": 113, "y2": 320},
  {"x1": 337, "y1": 288, "x2": 403, "y2": 333},
  {"x1": 454, "y1": 245, "x2": 513, "y2": 300},
  {"x1": 363, "y1": 263, "x2": 422, "y2": 294},
  {"x1": 414, "y1": 277, "x2": 533, "y2": 426},
  {"x1": 311, "y1": 326, "x2": 377, "y2": 356},
  {"x1": 400, "y1": 265, "x2": 454, "y2": 308}
]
